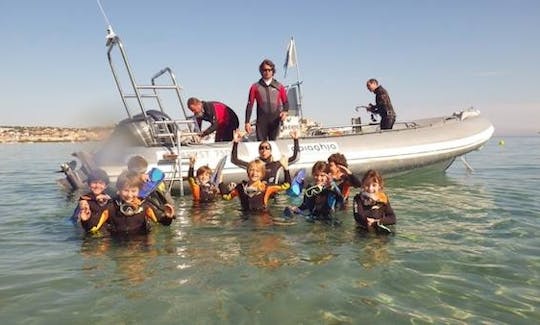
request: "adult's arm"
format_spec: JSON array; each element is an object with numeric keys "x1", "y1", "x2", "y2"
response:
[
  {"x1": 279, "y1": 84, "x2": 289, "y2": 111},
  {"x1": 245, "y1": 84, "x2": 257, "y2": 124},
  {"x1": 287, "y1": 138, "x2": 300, "y2": 164},
  {"x1": 230, "y1": 141, "x2": 249, "y2": 169},
  {"x1": 200, "y1": 103, "x2": 218, "y2": 136}
]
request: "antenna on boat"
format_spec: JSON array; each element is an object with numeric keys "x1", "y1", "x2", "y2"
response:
[{"x1": 96, "y1": 0, "x2": 117, "y2": 46}]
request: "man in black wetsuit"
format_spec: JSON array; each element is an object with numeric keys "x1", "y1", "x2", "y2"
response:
[
  {"x1": 366, "y1": 78, "x2": 396, "y2": 130},
  {"x1": 188, "y1": 97, "x2": 239, "y2": 142}
]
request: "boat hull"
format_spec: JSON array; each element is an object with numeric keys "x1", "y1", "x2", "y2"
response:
[{"x1": 57, "y1": 111, "x2": 493, "y2": 194}]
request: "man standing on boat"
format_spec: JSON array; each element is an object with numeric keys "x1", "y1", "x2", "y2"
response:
[
  {"x1": 245, "y1": 59, "x2": 289, "y2": 141},
  {"x1": 187, "y1": 97, "x2": 239, "y2": 142},
  {"x1": 366, "y1": 79, "x2": 396, "y2": 130}
]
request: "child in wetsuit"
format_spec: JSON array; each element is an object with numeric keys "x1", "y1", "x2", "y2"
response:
[
  {"x1": 285, "y1": 161, "x2": 343, "y2": 225},
  {"x1": 353, "y1": 169, "x2": 396, "y2": 232},
  {"x1": 188, "y1": 155, "x2": 230, "y2": 203},
  {"x1": 90, "y1": 171, "x2": 174, "y2": 236},
  {"x1": 221, "y1": 159, "x2": 290, "y2": 211},
  {"x1": 326, "y1": 152, "x2": 362, "y2": 204},
  {"x1": 127, "y1": 155, "x2": 175, "y2": 223},
  {"x1": 231, "y1": 129, "x2": 300, "y2": 184},
  {"x1": 77, "y1": 168, "x2": 111, "y2": 233}
]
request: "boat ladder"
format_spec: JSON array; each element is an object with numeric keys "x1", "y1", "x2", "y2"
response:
[
  {"x1": 153, "y1": 120, "x2": 198, "y2": 196},
  {"x1": 105, "y1": 28, "x2": 202, "y2": 195}
]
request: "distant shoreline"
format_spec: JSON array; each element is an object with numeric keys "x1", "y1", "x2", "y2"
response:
[{"x1": 0, "y1": 125, "x2": 113, "y2": 144}]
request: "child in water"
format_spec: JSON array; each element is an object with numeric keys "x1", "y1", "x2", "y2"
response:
[
  {"x1": 353, "y1": 169, "x2": 396, "y2": 233},
  {"x1": 221, "y1": 159, "x2": 290, "y2": 211},
  {"x1": 90, "y1": 171, "x2": 174, "y2": 236},
  {"x1": 127, "y1": 155, "x2": 175, "y2": 223},
  {"x1": 284, "y1": 161, "x2": 343, "y2": 226},
  {"x1": 231, "y1": 129, "x2": 300, "y2": 184},
  {"x1": 77, "y1": 168, "x2": 111, "y2": 233},
  {"x1": 188, "y1": 155, "x2": 230, "y2": 203},
  {"x1": 326, "y1": 152, "x2": 362, "y2": 203}
]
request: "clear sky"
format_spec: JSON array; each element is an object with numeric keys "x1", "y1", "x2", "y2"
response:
[{"x1": 1, "y1": 0, "x2": 539, "y2": 135}]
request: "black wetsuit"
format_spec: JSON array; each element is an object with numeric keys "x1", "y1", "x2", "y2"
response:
[
  {"x1": 334, "y1": 172, "x2": 362, "y2": 203},
  {"x1": 245, "y1": 79, "x2": 289, "y2": 140},
  {"x1": 353, "y1": 191, "x2": 396, "y2": 229},
  {"x1": 104, "y1": 198, "x2": 157, "y2": 236},
  {"x1": 297, "y1": 182, "x2": 343, "y2": 222},
  {"x1": 372, "y1": 86, "x2": 396, "y2": 130},
  {"x1": 79, "y1": 192, "x2": 110, "y2": 233},
  {"x1": 231, "y1": 138, "x2": 299, "y2": 183},
  {"x1": 222, "y1": 172, "x2": 291, "y2": 211},
  {"x1": 197, "y1": 101, "x2": 239, "y2": 142},
  {"x1": 187, "y1": 166, "x2": 222, "y2": 203}
]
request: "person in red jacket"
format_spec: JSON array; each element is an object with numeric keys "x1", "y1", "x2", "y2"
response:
[
  {"x1": 244, "y1": 59, "x2": 289, "y2": 141},
  {"x1": 187, "y1": 97, "x2": 239, "y2": 142}
]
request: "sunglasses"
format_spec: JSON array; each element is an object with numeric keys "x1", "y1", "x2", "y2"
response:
[
  {"x1": 261, "y1": 68, "x2": 273, "y2": 72},
  {"x1": 259, "y1": 145, "x2": 271, "y2": 151}
]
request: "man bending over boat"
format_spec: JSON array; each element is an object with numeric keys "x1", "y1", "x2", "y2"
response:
[
  {"x1": 187, "y1": 97, "x2": 239, "y2": 142},
  {"x1": 365, "y1": 78, "x2": 396, "y2": 130}
]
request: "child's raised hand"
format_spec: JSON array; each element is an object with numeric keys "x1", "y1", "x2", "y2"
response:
[
  {"x1": 325, "y1": 173, "x2": 334, "y2": 187},
  {"x1": 79, "y1": 200, "x2": 91, "y2": 221},
  {"x1": 338, "y1": 164, "x2": 352, "y2": 175},
  {"x1": 140, "y1": 173, "x2": 150, "y2": 182}
]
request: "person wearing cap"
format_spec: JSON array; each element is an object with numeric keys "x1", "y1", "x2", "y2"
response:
[{"x1": 78, "y1": 168, "x2": 112, "y2": 233}]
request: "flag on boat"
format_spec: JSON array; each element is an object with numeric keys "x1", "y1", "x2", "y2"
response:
[{"x1": 284, "y1": 37, "x2": 297, "y2": 78}]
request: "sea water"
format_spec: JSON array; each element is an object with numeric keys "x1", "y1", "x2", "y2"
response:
[{"x1": 0, "y1": 137, "x2": 539, "y2": 324}]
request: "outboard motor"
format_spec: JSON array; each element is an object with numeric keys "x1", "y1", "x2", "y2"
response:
[
  {"x1": 112, "y1": 109, "x2": 177, "y2": 147},
  {"x1": 59, "y1": 160, "x2": 86, "y2": 190},
  {"x1": 113, "y1": 115, "x2": 154, "y2": 147}
]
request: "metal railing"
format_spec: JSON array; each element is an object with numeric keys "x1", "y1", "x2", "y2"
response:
[{"x1": 105, "y1": 28, "x2": 195, "y2": 146}]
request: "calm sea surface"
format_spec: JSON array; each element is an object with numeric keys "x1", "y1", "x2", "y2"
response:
[{"x1": 1, "y1": 137, "x2": 539, "y2": 324}]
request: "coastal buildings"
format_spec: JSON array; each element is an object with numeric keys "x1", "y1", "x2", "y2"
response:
[{"x1": 0, "y1": 126, "x2": 112, "y2": 143}]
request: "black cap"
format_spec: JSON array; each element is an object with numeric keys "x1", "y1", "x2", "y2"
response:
[{"x1": 87, "y1": 168, "x2": 110, "y2": 185}]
